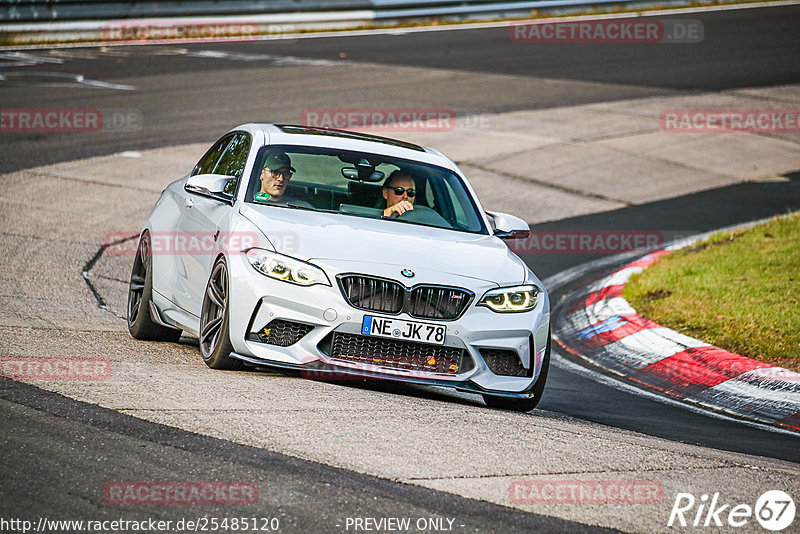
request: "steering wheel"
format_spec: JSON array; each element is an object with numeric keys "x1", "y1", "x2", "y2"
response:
[{"x1": 395, "y1": 205, "x2": 452, "y2": 228}]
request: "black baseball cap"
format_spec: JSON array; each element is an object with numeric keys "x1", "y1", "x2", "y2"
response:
[{"x1": 265, "y1": 151, "x2": 296, "y2": 173}]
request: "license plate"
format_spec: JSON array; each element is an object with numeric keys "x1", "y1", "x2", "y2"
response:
[{"x1": 361, "y1": 315, "x2": 447, "y2": 345}]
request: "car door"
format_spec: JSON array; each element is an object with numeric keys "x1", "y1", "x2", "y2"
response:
[
  {"x1": 174, "y1": 132, "x2": 251, "y2": 317},
  {"x1": 171, "y1": 133, "x2": 233, "y2": 315}
]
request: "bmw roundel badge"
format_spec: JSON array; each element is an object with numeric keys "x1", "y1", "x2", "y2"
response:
[{"x1": 401, "y1": 269, "x2": 415, "y2": 278}]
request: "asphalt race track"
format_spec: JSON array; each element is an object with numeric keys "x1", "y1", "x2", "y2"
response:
[
  {"x1": 2, "y1": 4, "x2": 800, "y2": 174},
  {"x1": 2, "y1": 4, "x2": 800, "y2": 532}
]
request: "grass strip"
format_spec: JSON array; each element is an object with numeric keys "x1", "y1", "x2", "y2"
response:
[{"x1": 624, "y1": 212, "x2": 800, "y2": 370}]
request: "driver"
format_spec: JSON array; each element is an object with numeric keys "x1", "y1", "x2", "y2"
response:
[{"x1": 382, "y1": 170, "x2": 416, "y2": 217}]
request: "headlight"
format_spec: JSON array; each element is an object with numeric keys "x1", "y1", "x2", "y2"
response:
[
  {"x1": 478, "y1": 285, "x2": 538, "y2": 313},
  {"x1": 245, "y1": 248, "x2": 330, "y2": 286}
]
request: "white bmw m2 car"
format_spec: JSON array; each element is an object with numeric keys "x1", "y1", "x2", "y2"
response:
[{"x1": 127, "y1": 124, "x2": 550, "y2": 411}]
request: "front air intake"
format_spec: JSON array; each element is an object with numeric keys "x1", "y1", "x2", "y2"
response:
[
  {"x1": 337, "y1": 274, "x2": 473, "y2": 320},
  {"x1": 247, "y1": 319, "x2": 313, "y2": 347}
]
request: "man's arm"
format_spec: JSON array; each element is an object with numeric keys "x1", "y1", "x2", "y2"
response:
[{"x1": 383, "y1": 200, "x2": 414, "y2": 217}]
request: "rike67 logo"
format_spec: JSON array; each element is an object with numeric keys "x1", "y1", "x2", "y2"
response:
[{"x1": 668, "y1": 490, "x2": 795, "y2": 531}]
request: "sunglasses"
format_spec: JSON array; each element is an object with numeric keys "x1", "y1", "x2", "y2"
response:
[
  {"x1": 386, "y1": 186, "x2": 416, "y2": 197},
  {"x1": 269, "y1": 169, "x2": 293, "y2": 178}
]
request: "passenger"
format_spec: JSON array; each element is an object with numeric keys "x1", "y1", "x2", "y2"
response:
[
  {"x1": 257, "y1": 151, "x2": 296, "y2": 202},
  {"x1": 382, "y1": 170, "x2": 416, "y2": 217}
]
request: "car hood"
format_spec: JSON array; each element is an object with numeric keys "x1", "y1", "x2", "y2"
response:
[{"x1": 239, "y1": 204, "x2": 526, "y2": 286}]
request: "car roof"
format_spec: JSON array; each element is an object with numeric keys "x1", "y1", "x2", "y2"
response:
[{"x1": 231, "y1": 123, "x2": 456, "y2": 171}]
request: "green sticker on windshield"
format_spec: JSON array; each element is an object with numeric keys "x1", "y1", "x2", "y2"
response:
[{"x1": 254, "y1": 192, "x2": 270, "y2": 202}]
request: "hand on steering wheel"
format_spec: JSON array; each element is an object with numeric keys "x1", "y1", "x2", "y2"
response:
[{"x1": 384, "y1": 200, "x2": 414, "y2": 218}]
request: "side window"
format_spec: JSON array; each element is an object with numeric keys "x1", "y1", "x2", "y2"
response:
[
  {"x1": 193, "y1": 134, "x2": 234, "y2": 176},
  {"x1": 214, "y1": 133, "x2": 251, "y2": 195}
]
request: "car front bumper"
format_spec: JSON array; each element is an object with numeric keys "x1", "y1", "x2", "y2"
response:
[{"x1": 227, "y1": 252, "x2": 550, "y2": 395}]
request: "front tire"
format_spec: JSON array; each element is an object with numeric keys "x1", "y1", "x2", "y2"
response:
[
  {"x1": 199, "y1": 256, "x2": 242, "y2": 370},
  {"x1": 483, "y1": 330, "x2": 550, "y2": 412},
  {"x1": 127, "y1": 232, "x2": 182, "y2": 342}
]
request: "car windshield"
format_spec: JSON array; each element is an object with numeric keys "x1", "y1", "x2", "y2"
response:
[{"x1": 244, "y1": 144, "x2": 487, "y2": 234}]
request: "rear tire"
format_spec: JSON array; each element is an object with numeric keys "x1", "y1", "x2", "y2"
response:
[
  {"x1": 199, "y1": 256, "x2": 242, "y2": 370},
  {"x1": 483, "y1": 330, "x2": 550, "y2": 412},
  {"x1": 127, "y1": 232, "x2": 182, "y2": 342}
]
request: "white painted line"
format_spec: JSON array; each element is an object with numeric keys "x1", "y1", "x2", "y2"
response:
[
  {"x1": 0, "y1": 51, "x2": 64, "y2": 66},
  {"x1": 186, "y1": 50, "x2": 339, "y2": 66},
  {"x1": 0, "y1": 71, "x2": 135, "y2": 90}
]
